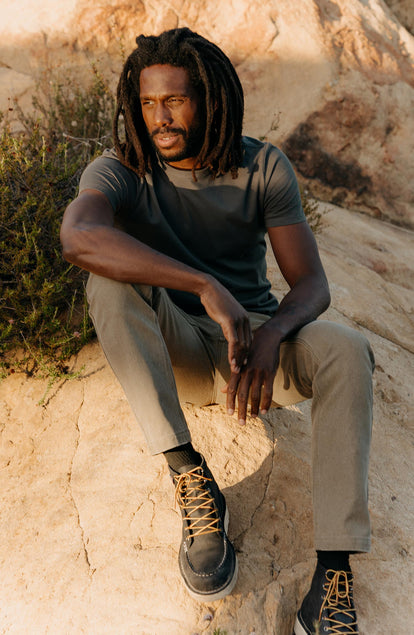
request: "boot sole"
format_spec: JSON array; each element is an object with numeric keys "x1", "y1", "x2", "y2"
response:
[
  {"x1": 293, "y1": 615, "x2": 308, "y2": 635},
  {"x1": 185, "y1": 554, "x2": 239, "y2": 602},
  {"x1": 182, "y1": 506, "x2": 239, "y2": 602}
]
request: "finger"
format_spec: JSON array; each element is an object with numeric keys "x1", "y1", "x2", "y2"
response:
[
  {"x1": 243, "y1": 320, "x2": 253, "y2": 359},
  {"x1": 249, "y1": 377, "x2": 263, "y2": 418},
  {"x1": 260, "y1": 377, "x2": 274, "y2": 415},
  {"x1": 229, "y1": 318, "x2": 251, "y2": 372},
  {"x1": 225, "y1": 373, "x2": 240, "y2": 415},
  {"x1": 237, "y1": 375, "x2": 251, "y2": 425},
  {"x1": 226, "y1": 326, "x2": 242, "y2": 372},
  {"x1": 229, "y1": 349, "x2": 241, "y2": 374}
]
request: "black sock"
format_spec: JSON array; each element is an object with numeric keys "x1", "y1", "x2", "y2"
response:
[
  {"x1": 163, "y1": 442, "x2": 202, "y2": 472},
  {"x1": 317, "y1": 550, "x2": 350, "y2": 571}
]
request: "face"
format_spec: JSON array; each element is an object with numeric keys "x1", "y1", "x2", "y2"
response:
[{"x1": 139, "y1": 64, "x2": 204, "y2": 169}]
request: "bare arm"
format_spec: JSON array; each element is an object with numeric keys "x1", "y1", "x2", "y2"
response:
[
  {"x1": 60, "y1": 188, "x2": 252, "y2": 370},
  {"x1": 263, "y1": 221, "x2": 330, "y2": 339},
  {"x1": 225, "y1": 221, "x2": 331, "y2": 422},
  {"x1": 61, "y1": 189, "x2": 207, "y2": 286}
]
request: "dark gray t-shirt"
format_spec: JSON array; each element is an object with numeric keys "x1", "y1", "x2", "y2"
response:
[{"x1": 79, "y1": 136, "x2": 306, "y2": 315}]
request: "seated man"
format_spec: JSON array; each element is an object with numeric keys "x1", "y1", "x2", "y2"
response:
[{"x1": 60, "y1": 27, "x2": 374, "y2": 634}]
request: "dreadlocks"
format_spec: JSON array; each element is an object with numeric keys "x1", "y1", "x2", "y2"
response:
[{"x1": 113, "y1": 28, "x2": 244, "y2": 179}]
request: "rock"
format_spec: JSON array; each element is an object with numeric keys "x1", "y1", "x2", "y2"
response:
[
  {"x1": 384, "y1": 0, "x2": 414, "y2": 35},
  {"x1": 0, "y1": 0, "x2": 413, "y2": 226},
  {"x1": 1, "y1": 202, "x2": 413, "y2": 634},
  {"x1": 280, "y1": 6, "x2": 414, "y2": 228}
]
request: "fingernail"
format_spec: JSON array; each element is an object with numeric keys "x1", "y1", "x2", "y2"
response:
[
  {"x1": 238, "y1": 419, "x2": 246, "y2": 426},
  {"x1": 227, "y1": 408, "x2": 234, "y2": 416},
  {"x1": 260, "y1": 409, "x2": 268, "y2": 415},
  {"x1": 251, "y1": 413, "x2": 257, "y2": 418}
]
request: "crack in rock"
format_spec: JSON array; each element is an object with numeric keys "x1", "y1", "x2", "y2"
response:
[
  {"x1": 251, "y1": 421, "x2": 276, "y2": 524},
  {"x1": 68, "y1": 384, "x2": 95, "y2": 577},
  {"x1": 234, "y1": 420, "x2": 276, "y2": 544}
]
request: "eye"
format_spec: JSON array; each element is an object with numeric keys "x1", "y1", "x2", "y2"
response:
[
  {"x1": 141, "y1": 99, "x2": 154, "y2": 107},
  {"x1": 167, "y1": 97, "x2": 185, "y2": 106}
]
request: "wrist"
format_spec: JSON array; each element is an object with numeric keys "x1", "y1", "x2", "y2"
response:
[
  {"x1": 193, "y1": 272, "x2": 218, "y2": 298},
  {"x1": 258, "y1": 316, "x2": 288, "y2": 343}
]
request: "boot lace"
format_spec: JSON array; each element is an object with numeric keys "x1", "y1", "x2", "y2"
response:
[
  {"x1": 174, "y1": 467, "x2": 220, "y2": 539},
  {"x1": 319, "y1": 570, "x2": 358, "y2": 634}
]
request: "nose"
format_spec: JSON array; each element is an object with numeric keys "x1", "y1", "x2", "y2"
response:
[{"x1": 154, "y1": 101, "x2": 173, "y2": 127}]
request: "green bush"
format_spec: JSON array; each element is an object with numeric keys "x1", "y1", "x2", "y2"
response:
[
  {"x1": 0, "y1": 65, "x2": 115, "y2": 376},
  {"x1": 301, "y1": 186, "x2": 324, "y2": 235}
]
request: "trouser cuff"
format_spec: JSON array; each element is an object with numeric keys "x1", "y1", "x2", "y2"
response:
[
  {"x1": 315, "y1": 535, "x2": 371, "y2": 553},
  {"x1": 148, "y1": 429, "x2": 192, "y2": 456}
]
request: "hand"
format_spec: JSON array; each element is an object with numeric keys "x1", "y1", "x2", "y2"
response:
[
  {"x1": 223, "y1": 321, "x2": 282, "y2": 424},
  {"x1": 199, "y1": 277, "x2": 252, "y2": 373}
]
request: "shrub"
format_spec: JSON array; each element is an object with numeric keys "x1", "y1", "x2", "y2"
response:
[
  {"x1": 0, "y1": 65, "x2": 115, "y2": 376},
  {"x1": 301, "y1": 186, "x2": 324, "y2": 235}
]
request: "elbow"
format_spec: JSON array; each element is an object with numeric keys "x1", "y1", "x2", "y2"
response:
[
  {"x1": 61, "y1": 245, "x2": 76, "y2": 265},
  {"x1": 60, "y1": 228, "x2": 82, "y2": 265},
  {"x1": 322, "y1": 280, "x2": 331, "y2": 312}
]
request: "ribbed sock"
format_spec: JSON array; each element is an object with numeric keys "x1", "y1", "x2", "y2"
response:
[
  {"x1": 317, "y1": 550, "x2": 350, "y2": 571},
  {"x1": 163, "y1": 442, "x2": 202, "y2": 472}
]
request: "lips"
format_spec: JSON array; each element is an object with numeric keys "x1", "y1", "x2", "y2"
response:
[
  {"x1": 155, "y1": 133, "x2": 180, "y2": 148},
  {"x1": 152, "y1": 127, "x2": 185, "y2": 150}
]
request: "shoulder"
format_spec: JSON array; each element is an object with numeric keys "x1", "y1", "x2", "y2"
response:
[
  {"x1": 241, "y1": 136, "x2": 295, "y2": 177},
  {"x1": 79, "y1": 148, "x2": 144, "y2": 192},
  {"x1": 79, "y1": 148, "x2": 143, "y2": 212},
  {"x1": 80, "y1": 148, "x2": 138, "y2": 183},
  {"x1": 240, "y1": 138, "x2": 305, "y2": 224}
]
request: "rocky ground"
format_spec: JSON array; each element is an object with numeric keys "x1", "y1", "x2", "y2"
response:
[{"x1": 1, "y1": 203, "x2": 413, "y2": 634}]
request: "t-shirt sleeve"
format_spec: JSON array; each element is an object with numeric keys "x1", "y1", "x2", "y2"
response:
[
  {"x1": 78, "y1": 150, "x2": 138, "y2": 213},
  {"x1": 263, "y1": 145, "x2": 306, "y2": 227}
]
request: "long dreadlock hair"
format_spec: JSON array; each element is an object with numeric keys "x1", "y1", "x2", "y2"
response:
[{"x1": 113, "y1": 28, "x2": 244, "y2": 179}]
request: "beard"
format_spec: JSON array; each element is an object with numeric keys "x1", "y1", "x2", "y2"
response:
[{"x1": 150, "y1": 124, "x2": 204, "y2": 164}]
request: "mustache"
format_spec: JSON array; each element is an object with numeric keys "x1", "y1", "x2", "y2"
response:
[{"x1": 151, "y1": 127, "x2": 186, "y2": 138}]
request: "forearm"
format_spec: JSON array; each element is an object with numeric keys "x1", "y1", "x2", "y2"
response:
[
  {"x1": 263, "y1": 274, "x2": 331, "y2": 342},
  {"x1": 62, "y1": 222, "x2": 210, "y2": 296}
]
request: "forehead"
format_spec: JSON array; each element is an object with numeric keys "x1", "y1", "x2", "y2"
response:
[{"x1": 139, "y1": 64, "x2": 195, "y2": 96}]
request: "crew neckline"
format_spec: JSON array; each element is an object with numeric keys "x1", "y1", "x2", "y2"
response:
[{"x1": 162, "y1": 161, "x2": 212, "y2": 184}]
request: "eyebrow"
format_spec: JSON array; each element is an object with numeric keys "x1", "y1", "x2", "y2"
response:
[{"x1": 140, "y1": 92, "x2": 190, "y2": 100}]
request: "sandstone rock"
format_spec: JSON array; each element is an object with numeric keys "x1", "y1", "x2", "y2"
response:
[
  {"x1": 0, "y1": 0, "x2": 413, "y2": 226},
  {"x1": 280, "y1": 1, "x2": 414, "y2": 228},
  {"x1": 1, "y1": 202, "x2": 413, "y2": 634},
  {"x1": 384, "y1": 0, "x2": 414, "y2": 35}
]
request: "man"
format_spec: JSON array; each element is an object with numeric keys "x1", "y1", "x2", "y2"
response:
[{"x1": 60, "y1": 28, "x2": 374, "y2": 634}]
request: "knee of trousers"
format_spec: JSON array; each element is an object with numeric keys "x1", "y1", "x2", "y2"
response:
[
  {"x1": 299, "y1": 320, "x2": 375, "y2": 375},
  {"x1": 86, "y1": 274, "x2": 153, "y2": 318}
]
